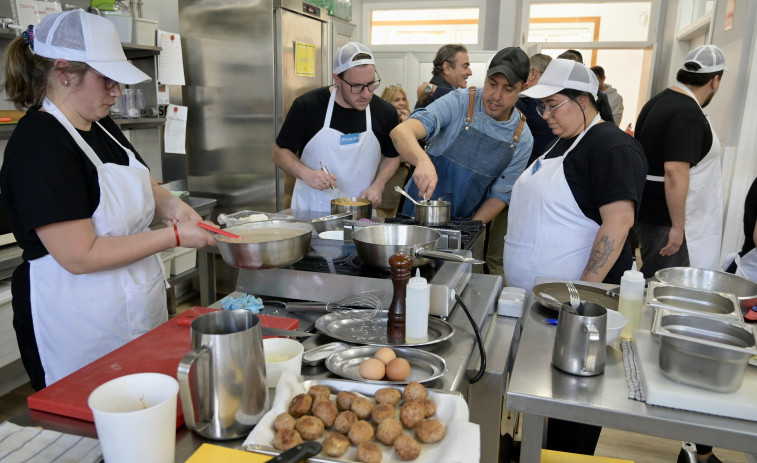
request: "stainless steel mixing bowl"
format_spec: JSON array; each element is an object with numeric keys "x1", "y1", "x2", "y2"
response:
[{"x1": 215, "y1": 220, "x2": 313, "y2": 269}]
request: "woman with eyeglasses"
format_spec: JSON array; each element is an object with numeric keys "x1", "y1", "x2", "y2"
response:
[
  {"x1": 273, "y1": 42, "x2": 401, "y2": 212},
  {"x1": 0, "y1": 10, "x2": 216, "y2": 390},
  {"x1": 503, "y1": 58, "x2": 647, "y2": 456}
]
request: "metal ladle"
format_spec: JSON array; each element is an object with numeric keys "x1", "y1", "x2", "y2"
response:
[{"x1": 394, "y1": 186, "x2": 420, "y2": 206}]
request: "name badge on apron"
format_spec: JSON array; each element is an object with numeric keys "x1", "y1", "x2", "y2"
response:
[
  {"x1": 532, "y1": 158, "x2": 541, "y2": 174},
  {"x1": 340, "y1": 133, "x2": 360, "y2": 145}
]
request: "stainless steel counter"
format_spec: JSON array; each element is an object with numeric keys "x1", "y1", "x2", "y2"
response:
[
  {"x1": 10, "y1": 273, "x2": 514, "y2": 463},
  {"x1": 506, "y1": 280, "x2": 757, "y2": 463}
]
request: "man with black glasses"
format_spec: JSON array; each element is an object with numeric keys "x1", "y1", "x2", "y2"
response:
[{"x1": 273, "y1": 42, "x2": 401, "y2": 212}]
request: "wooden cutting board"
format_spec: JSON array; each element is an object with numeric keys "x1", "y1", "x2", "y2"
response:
[{"x1": 27, "y1": 307, "x2": 299, "y2": 426}]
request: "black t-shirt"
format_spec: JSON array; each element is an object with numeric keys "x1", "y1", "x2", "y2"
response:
[
  {"x1": 740, "y1": 177, "x2": 757, "y2": 257},
  {"x1": 275, "y1": 86, "x2": 400, "y2": 158},
  {"x1": 634, "y1": 89, "x2": 712, "y2": 225},
  {"x1": 0, "y1": 108, "x2": 147, "y2": 261},
  {"x1": 544, "y1": 122, "x2": 648, "y2": 283}
]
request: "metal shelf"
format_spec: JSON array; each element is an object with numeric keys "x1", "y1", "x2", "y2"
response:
[{"x1": 114, "y1": 117, "x2": 166, "y2": 129}]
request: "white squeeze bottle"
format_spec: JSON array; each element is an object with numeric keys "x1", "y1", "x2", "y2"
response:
[
  {"x1": 618, "y1": 261, "x2": 645, "y2": 340},
  {"x1": 405, "y1": 269, "x2": 430, "y2": 342}
]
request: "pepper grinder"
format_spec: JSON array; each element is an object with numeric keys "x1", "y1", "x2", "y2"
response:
[{"x1": 387, "y1": 253, "x2": 413, "y2": 344}]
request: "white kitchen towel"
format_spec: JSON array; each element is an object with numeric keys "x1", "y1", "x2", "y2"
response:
[
  {"x1": 621, "y1": 338, "x2": 646, "y2": 401},
  {"x1": 0, "y1": 421, "x2": 102, "y2": 463}
]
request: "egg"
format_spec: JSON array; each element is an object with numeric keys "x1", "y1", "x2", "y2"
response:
[
  {"x1": 359, "y1": 358, "x2": 386, "y2": 380},
  {"x1": 374, "y1": 347, "x2": 396, "y2": 365},
  {"x1": 385, "y1": 357, "x2": 411, "y2": 381}
]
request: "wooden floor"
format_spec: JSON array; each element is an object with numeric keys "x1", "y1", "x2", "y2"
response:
[{"x1": 0, "y1": 298, "x2": 749, "y2": 463}]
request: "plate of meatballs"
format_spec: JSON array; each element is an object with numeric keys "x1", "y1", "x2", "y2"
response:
[{"x1": 244, "y1": 375, "x2": 479, "y2": 462}]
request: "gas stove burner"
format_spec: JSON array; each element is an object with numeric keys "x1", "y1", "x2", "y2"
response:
[{"x1": 385, "y1": 214, "x2": 485, "y2": 233}]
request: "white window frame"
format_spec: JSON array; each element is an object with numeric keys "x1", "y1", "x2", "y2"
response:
[{"x1": 361, "y1": 0, "x2": 487, "y2": 53}]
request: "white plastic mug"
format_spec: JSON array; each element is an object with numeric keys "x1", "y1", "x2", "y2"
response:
[
  {"x1": 88, "y1": 373, "x2": 179, "y2": 463},
  {"x1": 264, "y1": 337, "x2": 304, "y2": 387}
]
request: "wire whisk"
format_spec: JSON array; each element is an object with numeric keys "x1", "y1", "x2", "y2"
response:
[
  {"x1": 320, "y1": 162, "x2": 349, "y2": 204},
  {"x1": 284, "y1": 290, "x2": 386, "y2": 320}
]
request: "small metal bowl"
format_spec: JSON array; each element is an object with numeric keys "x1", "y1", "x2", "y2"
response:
[{"x1": 652, "y1": 308, "x2": 757, "y2": 393}]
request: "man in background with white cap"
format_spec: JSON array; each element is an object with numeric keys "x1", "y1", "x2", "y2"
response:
[
  {"x1": 273, "y1": 42, "x2": 400, "y2": 212},
  {"x1": 633, "y1": 45, "x2": 728, "y2": 281}
]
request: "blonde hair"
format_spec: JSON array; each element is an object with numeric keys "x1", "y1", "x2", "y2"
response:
[{"x1": 380, "y1": 85, "x2": 408, "y2": 104}]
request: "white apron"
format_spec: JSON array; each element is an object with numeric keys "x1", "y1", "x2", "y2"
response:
[
  {"x1": 31, "y1": 98, "x2": 167, "y2": 385},
  {"x1": 646, "y1": 82, "x2": 724, "y2": 269},
  {"x1": 291, "y1": 88, "x2": 381, "y2": 212},
  {"x1": 504, "y1": 115, "x2": 602, "y2": 291}
]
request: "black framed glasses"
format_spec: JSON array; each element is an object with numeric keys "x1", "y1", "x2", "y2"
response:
[
  {"x1": 341, "y1": 72, "x2": 381, "y2": 94},
  {"x1": 536, "y1": 98, "x2": 571, "y2": 117},
  {"x1": 88, "y1": 68, "x2": 119, "y2": 90}
]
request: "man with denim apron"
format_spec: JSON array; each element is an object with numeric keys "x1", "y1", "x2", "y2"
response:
[
  {"x1": 273, "y1": 42, "x2": 400, "y2": 212},
  {"x1": 392, "y1": 47, "x2": 532, "y2": 226},
  {"x1": 634, "y1": 45, "x2": 728, "y2": 280}
]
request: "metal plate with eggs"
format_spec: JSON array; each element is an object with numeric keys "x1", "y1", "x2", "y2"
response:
[{"x1": 325, "y1": 346, "x2": 447, "y2": 385}]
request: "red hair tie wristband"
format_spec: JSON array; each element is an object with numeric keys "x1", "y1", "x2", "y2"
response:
[{"x1": 173, "y1": 223, "x2": 180, "y2": 247}]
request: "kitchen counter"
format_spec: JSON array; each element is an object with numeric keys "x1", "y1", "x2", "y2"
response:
[
  {"x1": 9, "y1": 273, "x2": 513, "y2": 462},
  {"x1": 506, "y1": 280, "x2": 757, "y2": 462}
]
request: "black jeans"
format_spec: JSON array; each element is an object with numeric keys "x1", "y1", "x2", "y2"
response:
[{"x1": 633, "y1": 221, "x2": 689, "y2": 278}]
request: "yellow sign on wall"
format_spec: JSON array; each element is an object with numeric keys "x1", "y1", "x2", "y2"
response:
[{"x1": 295, "y1": 42, "x2": 316, "y2": 77}]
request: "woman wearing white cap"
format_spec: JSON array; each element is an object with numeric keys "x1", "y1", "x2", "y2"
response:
[
  {"x1": 503, "y1": 58, "x2": 647, "y2": 454},
  {"x1": 0, "y1": 9, "x2": 216, "y2": 389}
]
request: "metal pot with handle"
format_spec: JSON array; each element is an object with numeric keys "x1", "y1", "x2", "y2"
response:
[
  {"x1": 394, "y1": 186, "x2": 451, "y2": 226},
  {"x1": 352, "y1": 224, "x2": 483, "y2": 268}
]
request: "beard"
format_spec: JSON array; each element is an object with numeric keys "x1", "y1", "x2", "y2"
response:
[{"x1": 701, "y1": 91, "x2": 714, "y2": 108}]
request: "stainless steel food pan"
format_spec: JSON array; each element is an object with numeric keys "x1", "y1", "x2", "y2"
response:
[
  {"x1": 652, "y1": 308, "x2": 757, "y2": 393},
  {"x1": 655, "y1": 266, "x2": 757, "y2": 313},
  {"x1": 646, "y1": 281, "x2": 742, "y2": 321}
]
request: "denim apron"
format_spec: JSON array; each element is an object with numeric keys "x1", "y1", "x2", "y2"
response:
[{"x1": 402, "y1": 88, "x2": 526, "y2": 218}]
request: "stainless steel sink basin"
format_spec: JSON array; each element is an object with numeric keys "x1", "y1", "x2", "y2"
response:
[{"x1": 646, "y1": 281, "x2": 742, "y2": 320}]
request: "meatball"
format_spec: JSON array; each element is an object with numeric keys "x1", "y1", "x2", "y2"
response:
[
  {"x1": 399, "y1": 401, "x2": 425, "y2": 429},
  {"x1": 348, "y1": 419, "x2": 375, "y2": 446},
  {"x1": 403, "y1": 382, "x2": 427, "y2": 402},
  {"x1": 288, "y1": 393, "x2": 312, "y2": 418},
  {"x1": 415, "y1": 419, "x2": 446, "y2": 443},
  {"x1": 376, "y1": 417, "x2": 403, "y2": 445},
  {"x1": 371, "y1": 403, "x2": 395, "y2": 423},
  {"x1": 374, "y1": 387, "x2": 402, "y2": 406},
  {"x1": 422, "y1": 399, "x2": 436, "y2": 418},
  {"x1": 336, "y1": 390, "x2": 358, "y2": 411},
  {"x1": 351, "y1": 396, "x2": 374, "y2": 420},
  {"x1": 394, "y1": 433, "x2": 422, "y2": 461},
  {"x1": 295, "y1": 415, "x2": 325, "y2": 440},
  {"x1": 356, "y1": 442, "x2": 383, "y2": 463},
  {"x1": 273, "y1": 429, "x2": 302, "y2": 451},
  {"x1": 323, "y1": 431, "x2": 350, "y2": 458},
  {"x1": 310, "y1": 395, "x2": 331, "y2": 414},
  {"x1": 312, "y1": 400, "x2": 338, "y2": 428},
  {"x1": 308, "y1": 385, "x2": 331, "y2": 401},
  {"x1": 334, "y1": 410, "x2": 358, "y2": 434},
  {"x1": 273, "y1": 412, "x2": 296, "y2": 432}
]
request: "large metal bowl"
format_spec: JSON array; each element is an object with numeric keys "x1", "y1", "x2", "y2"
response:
[
  {"x1": 215, "y1": 220, "x2": 312, "y2": 269},
  {"x1": 655, "y1": 267, "x2": 757, "y2": 313}
]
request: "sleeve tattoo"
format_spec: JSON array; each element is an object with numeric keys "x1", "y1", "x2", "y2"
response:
[{"x1": 583, "y1": 235, "x2": 615, "y2": 277}]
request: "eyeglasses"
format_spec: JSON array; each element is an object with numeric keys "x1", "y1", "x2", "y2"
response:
[
  {"x1": 536, "y1": 98, "x2": 571, "y2": 117},
  {"x1": 88, "y1": 68, "x2": 119, "y2": 90},
  {"x1": 341, "y1": 73, "x2": 381, "y2": 94}
]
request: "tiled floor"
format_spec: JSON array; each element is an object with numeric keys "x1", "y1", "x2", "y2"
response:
[{"x1": 0, "y1": 297, "x2": 749, "y2": 463}]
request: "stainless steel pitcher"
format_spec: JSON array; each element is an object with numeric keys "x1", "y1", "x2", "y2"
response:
[
  {"x1": 552, "y1": 302, "x2": 607, "y2": 376},
  {"x1": 177, "y1": 310, "x2": 269, "y2": 440}
]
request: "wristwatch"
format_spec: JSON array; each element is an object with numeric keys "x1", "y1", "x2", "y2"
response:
[{"x1": 424, "y1": 84, "x2": 433, "y2": 95}]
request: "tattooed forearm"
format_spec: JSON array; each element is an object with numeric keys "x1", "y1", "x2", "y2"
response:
[{"x1": 583, "y1": 235, "x2": 615, "y2": 277}]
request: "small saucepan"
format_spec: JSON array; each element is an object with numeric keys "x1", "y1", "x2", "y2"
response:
[
  {"x1": 393, "y1": 186, "x2": 450, "y2": 226},
  {"x1": 352, "y1": 224, "x2": 484, "y2": 268},
  {"x1": 331, "y1": 197, "x2": 372, "y2": 220}
]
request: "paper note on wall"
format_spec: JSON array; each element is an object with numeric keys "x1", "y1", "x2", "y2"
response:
[
  {"x1": 34, "y1": 1, "x2": 60, "y2": 19},
  {"x1": 294, "y1": 41, "x2": 316, "y2": 77},
  {"x1": 14, "y1": 0, "x2": 38, "y2": 28},
  {"x1": 165, "y1": 105, "x2": 188, "y2": 154},
  {"x1": 157, "y1": 30, "x2": 186, "y2": 86}
]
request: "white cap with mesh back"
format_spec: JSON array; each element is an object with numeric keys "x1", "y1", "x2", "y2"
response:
[
  {"x1": 33, "y1": 9, "x2": 150, "y2": 85},
  {"x1": 682, "y1": 44, "x2": 729, "y2": 73},
  {"x1": 520, "y1": 58, "x2": 599, "y2": 101},
  {"x1": 333, "y1": 42, "x2": 375, "y2": 75}
]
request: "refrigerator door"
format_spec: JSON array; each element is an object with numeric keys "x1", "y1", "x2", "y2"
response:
[{"x1": 274, "y1": 4, "x2": 328, "y2": 210}]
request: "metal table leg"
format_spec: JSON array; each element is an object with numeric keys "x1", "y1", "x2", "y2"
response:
[
  {"x1": 520, "y1": 413, "x2": 545, "y2": 463},
  {"x1": 198, "y1": 249, "x2": 216, "y2": 307}
]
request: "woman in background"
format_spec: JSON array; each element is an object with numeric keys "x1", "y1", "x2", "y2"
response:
[
  {"x1": 377, "y1": 85, "x2": 411, "y2": 216},
  {"x1": 0, "y1": 9, "x2": 215, "y2": 389}
]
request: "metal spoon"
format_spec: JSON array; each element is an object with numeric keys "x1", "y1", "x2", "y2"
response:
[
  {"x1": 539, "y1": 292, "x2": 578, "y2": 314},
  {"x1": 394, "y1": 186, "x2": 421, "y2": 206}
]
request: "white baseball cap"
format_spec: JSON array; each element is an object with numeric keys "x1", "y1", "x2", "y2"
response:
[
  {"x1": 520, "y1": 59, "x2": 599, "y2": 101},
  {"x1": 682, "y1": 44, "x2": 729, "y2": 73},
  {"x1": 333, "y1": 42, "x2": 375, "y2": 75},
  {"x1": 33, "y1": 9, "x2": 150, "y2": 85}
]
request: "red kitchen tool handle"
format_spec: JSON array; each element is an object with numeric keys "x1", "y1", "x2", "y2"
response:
[
  {"x1": 177, "y1": 317, "x2": 196, "y2": 327},
  {"x1": 197, "y1": 222, "x2": 242, "y2": 239}
]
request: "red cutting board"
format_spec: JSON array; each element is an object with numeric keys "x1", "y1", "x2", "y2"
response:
[{"x1": 27, "y1": 307, "x2": 299, "y2": 427}]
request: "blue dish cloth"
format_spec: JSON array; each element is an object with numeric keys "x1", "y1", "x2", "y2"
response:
[{"x1": 220, "y1": 293, "x2": 264, "y2": 313}]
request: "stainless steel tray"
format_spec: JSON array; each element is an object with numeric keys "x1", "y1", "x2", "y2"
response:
[
  {"x1": 532, "y1": 282, "x2": 619, "y2": 312},
  {"x1": 314, "y1": 313, "x2": 455, "y2": 347},
  {"x1": 325, "y1": 346, "x2": 447, "y2": 384},
  {"x1": 646, "y1": 281, "x2": 743, "y2": 321}
]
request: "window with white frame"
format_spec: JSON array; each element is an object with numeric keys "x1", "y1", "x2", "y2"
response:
[{"x1": 369, "y1": 7, "x2": 480, "y2": 45}]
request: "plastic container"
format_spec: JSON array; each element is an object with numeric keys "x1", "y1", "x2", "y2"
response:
[
  {"x1": 497, "y1": 287, "x2": 527, "y2": 317},
  {"x1": 102, "y1": 12, "x2": 132, "y2": 43},
  {"x1": 263, "y1": 338, "x2": 304, "y2": 387},
  {"x1": 170, "y1": 247, "x2": 197, "y2": 275},
  {"x1": 618, "y1": 262, "x2": 645, "y2": 339},
  {"x1": 133, "y1": 18, "x2": 157, "y2": 46},
  {"x1": 405, "y1": 269, "x2": 430, "y2": 342}
]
